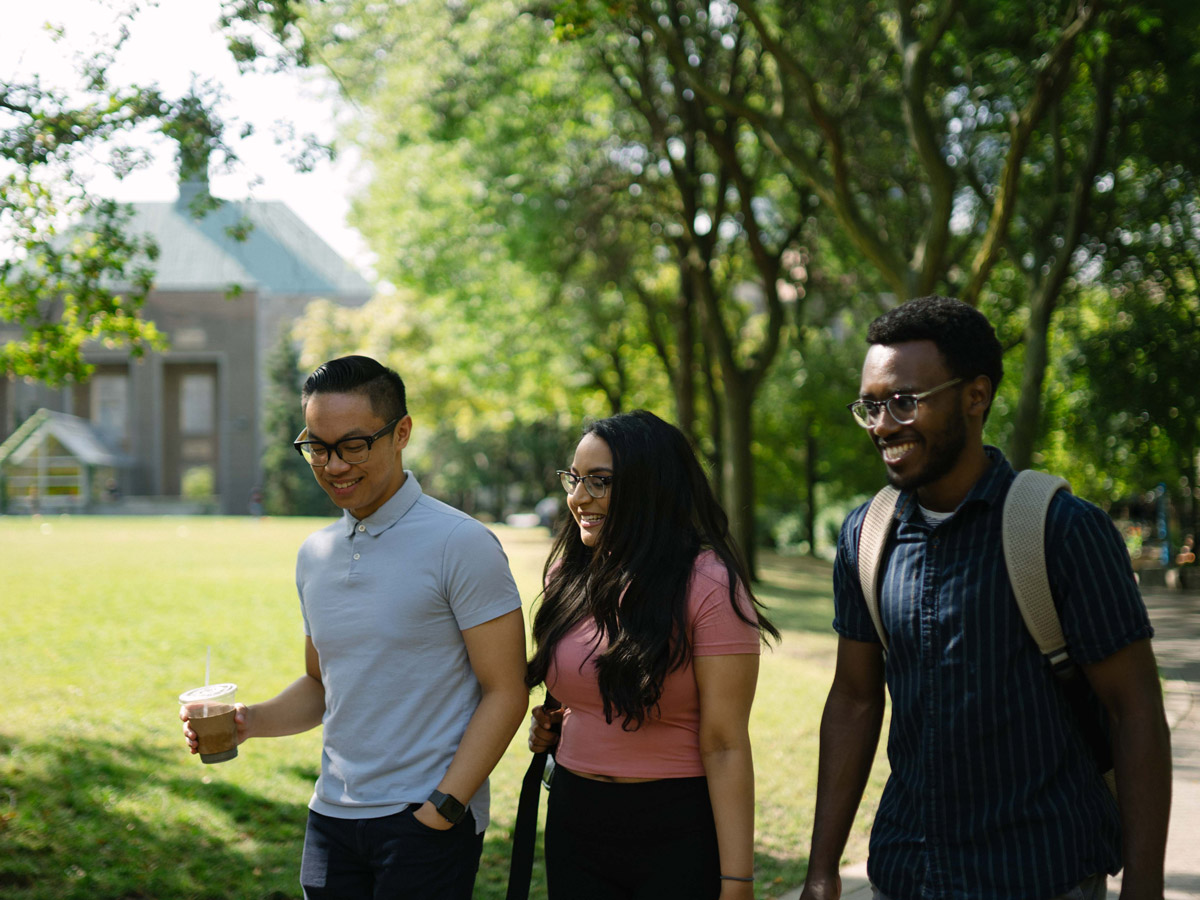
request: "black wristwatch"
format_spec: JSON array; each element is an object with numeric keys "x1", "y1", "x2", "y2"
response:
[{"x1": 427, "y1": 789, "x2": 467, "y2": 825}]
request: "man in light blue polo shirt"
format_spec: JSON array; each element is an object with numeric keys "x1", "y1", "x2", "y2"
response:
[{"x1": 182, "y1": 355, "x2": 528, "y2": 899}]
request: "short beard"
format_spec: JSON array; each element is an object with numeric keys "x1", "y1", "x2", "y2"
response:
[{"x1": 884, "y1": 408, "x2": 968, "y2": 493}]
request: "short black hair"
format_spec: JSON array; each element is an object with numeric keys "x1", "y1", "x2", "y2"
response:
[
  {"x1": 866, "y1": 295, "x2": 1003, "y2": 419},
  {"x1": 301, "y1": 355, "x2": 407, "y2": 422}
]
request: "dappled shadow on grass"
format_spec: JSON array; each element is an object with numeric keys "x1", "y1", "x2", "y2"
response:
[
  {"x1": 284, "y1": 763, "x2": 320, "y2": 784},
  {"x1": 754, "y1": 551, "x2": 838, "y2": 636},
  {"x1": 0, "y1": 732, "x2": 307, "y2": 900},
  {"x1": 0, "y1": 733, "x2": 551, "y2": 900}
]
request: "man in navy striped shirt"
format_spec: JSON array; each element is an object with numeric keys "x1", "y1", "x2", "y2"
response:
[{"x1": 800, "y1": 297, "x2": 1171, "y2": 900}]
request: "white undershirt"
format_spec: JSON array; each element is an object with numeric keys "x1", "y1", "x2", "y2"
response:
[{"x1": 918, "y1": 504, "x2": 955, "y2": 525}]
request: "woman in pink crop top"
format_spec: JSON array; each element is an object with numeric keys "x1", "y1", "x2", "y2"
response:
[{"x1": 526, "y1": 410, "x2": 778, "y2": 900}]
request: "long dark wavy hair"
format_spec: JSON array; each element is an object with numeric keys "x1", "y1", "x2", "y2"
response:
[{"x1": 526, "y1": 410, "x2": 779, "y2": 730}]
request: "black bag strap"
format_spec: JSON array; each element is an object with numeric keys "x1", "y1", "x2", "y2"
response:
[{"x1": 505, "y1": 693, "x2": 561, "y2": 900}]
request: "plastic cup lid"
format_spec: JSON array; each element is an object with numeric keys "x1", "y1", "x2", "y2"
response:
[{"x1": 179, "y1": 683, "x2": 237, "y2": 704}]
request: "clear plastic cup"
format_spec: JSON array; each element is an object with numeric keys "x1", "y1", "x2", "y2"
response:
[{"x1": 179, "y1": 683, "x2": 239, "y2": 764}]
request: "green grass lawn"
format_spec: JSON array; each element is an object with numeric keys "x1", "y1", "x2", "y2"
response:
[{"x1": 0, "y1": 515, "x2": 887, "y2": 899}]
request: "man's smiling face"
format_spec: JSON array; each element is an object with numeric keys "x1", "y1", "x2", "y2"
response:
[
  {"x1": 859, "y1": 340, "x2": 969, "y2": 500},
  {"x1": 302, "y1": 391, "x2": 410, "y2": 520}
]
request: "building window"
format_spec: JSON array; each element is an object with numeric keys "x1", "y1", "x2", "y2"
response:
[
  {"x1": 180, "y1": 374, "x2": 215, "y2": 436},
  {"x1": 91, "y1": 374, "x2": 129, "y2": 448}
]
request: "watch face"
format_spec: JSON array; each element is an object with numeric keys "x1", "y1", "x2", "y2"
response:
[{"x1": 430, "y1": 790, "x2": 466, "y2": 824}]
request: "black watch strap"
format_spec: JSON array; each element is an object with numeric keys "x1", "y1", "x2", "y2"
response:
[{"x1": 427, "y1": 789, "x2": 467, "y2": 825}]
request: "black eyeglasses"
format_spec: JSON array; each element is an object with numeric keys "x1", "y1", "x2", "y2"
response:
[
  {"x1": 293, "y1": 418, "x2": 401, "y2": 466},
  {"x1": 847, "y1": 378, "x2": 963, "y2": 428},
  {"x1": 556, "y1": 470, "x2": 613, "y2": 499}
]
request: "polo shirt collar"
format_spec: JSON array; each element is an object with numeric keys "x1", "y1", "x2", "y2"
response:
[
  {"x1": 339, "y1": 470, "x2": 422, "y2": 537},
  {"x1": 896, "y1": 445, "x2": 1014, "y2": 525}
]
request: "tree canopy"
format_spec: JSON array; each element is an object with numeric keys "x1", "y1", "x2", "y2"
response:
[
  {"x1": 0, "y1": 49, "x2": 238, "y2": 384},
  {"x1": 8, "y1": 1, "x2": 1199, "y2": 551},
  {"x1": 1, "y1": 10, "x2": 332, "y2": 385},
  {"x1": 214, "y1": 0, "x2": 1200, "y2": 548}
]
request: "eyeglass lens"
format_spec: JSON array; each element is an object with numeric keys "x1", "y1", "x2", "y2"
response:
[
  {"x1": 559, "y1": 472, "x2": 609, "y2": 498},
  {"x1": 851, "y1": 396, "x2": 919, "y2": 427},
  {"x1": 299, "y1": 439, "x2": 372, "y2": 465},
  {"x1": 850, "y1": 378, "x2": 962, "y2": 428}
]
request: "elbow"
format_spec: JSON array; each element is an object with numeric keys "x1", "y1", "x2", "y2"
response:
[
  {"x1": 1114, "y1": 702, "x2": 1172, "y2": 756},
  {"x1": 828, "y1": 680, "x2": 885, "y2": 719},
  {"x1": 699, "y1": 738, "x2": 754, "y2": 784},
  {"x1": 482, "y1": 680, "x2": 531, "y2": 725},
  {"x1": 699, "y1": 728, "x2": 752, "y2": 761}
]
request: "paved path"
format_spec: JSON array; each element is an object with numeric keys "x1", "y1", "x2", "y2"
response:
[
  {"x1": 1142, "y1": 586, "x2": 1200, "y2": 900},
  {"x1": 780, "y1": 585, "x2": 1200, "y2": 900}
]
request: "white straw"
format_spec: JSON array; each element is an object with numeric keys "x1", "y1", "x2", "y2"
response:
[{"x1": 205, "y1": 646, "x2": 211, "y2": 687}]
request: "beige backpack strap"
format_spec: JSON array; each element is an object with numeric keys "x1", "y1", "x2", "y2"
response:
[
  {"x1": 1002, "y1": 470, "x2": 1072, "y2": 671},
  {"x1": 1002, "y1": 470, "x2": 1117, "y2": 799},
  {"x1": 858, "y1": 485, "x2": 901, "y2": 654}
]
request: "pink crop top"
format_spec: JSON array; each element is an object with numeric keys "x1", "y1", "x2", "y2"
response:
[{"x1": 546, "y1": 550, "x2": 761, "y2": 778}]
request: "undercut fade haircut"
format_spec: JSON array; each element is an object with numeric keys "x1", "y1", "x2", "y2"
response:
[
  {"x1": 866, "y1": 295, "x2": 1003, "y2": 420},
  {"x1": 301, "y1": 355, "x2": 407, "y2": 422}
]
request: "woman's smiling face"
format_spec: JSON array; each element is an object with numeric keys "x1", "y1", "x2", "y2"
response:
[{"x1": 566, "y1": 432, "x2": 613, "y2": 548}]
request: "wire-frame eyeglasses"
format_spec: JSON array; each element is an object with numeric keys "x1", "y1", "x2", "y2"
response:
[
  {"x1": 846, "y1": 378, "x2": 963, "y2": 428},
  {"x1": 556, "y1": 470, "x2": 613, "y2": 499}
]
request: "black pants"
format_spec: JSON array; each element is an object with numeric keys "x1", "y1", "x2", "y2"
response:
[
  {"x1": 545, "y1": 767, "x2": 721, "y2": 900},
  {"x1": 299, "y1": 806, "x2": 483, "y2": 900}
]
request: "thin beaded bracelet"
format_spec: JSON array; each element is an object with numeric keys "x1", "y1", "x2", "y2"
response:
[{"x1": 720, "y1": 874, "x2": 755, "y2": 882}]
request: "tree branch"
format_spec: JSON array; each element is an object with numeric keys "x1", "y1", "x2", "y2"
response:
[
  {"x1": 733, "y1": 0, "x2": 911, "y2": 296},
  {"x1": 1007, "y1": 35, "x2": 1115, "y2": 467},
  {"x1": 962, "y1": 0, "x2": 1099, "y2": 305},
  {"x1": 897, "y1": 0, "x2": 962, "y2": 295}
]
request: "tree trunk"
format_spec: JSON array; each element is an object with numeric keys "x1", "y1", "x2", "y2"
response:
[
  {"x1": 702, "y1": 330, "x2": 724, "y2": 502},
  {"x1": 1007, "y1": 52, "x2": 1113, "y2": 472},
  {"x1": 675, "y1": 268, "x2": 697, "y2": 442},
  {"x1": 1007, "y1": 291, "x2": 1054, "y2": 470},
  {"x1": 805, "y1": 422, "x2": 819, "y2": 558},
  {"x1": 722, "y1": 375, "x2": 757, "y2": 578}
]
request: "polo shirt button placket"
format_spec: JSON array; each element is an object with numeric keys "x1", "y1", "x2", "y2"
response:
[{"x1": 350, "y1": 524, "x2": 366, "y2": 572}]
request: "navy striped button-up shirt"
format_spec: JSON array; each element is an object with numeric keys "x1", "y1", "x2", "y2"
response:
[{"x1": 833, "y1": 449, "x2": 1153, "y2": 900}]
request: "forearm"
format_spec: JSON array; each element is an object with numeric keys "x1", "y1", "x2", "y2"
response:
[
  {"x1": 1081, "y1": 640, "x2": 1173, "y2": 900},
  {"x1": 805, "y1": 690, "x2": 884, "y2": 882},
  {"x1": 703, "y1": 742, "x2": 756, "y2": 898},
  {"x1": 436, "y1": 683, "x2": 529, "y2": 803},
  {"x1": 1113, "y1": 703, "x2": 1172, "y2": 899},
  {"x1": 246, "y1": 674, "x2": 326, "y2": 739}
]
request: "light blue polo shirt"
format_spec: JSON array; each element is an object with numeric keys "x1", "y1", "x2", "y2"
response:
[{"x1": 296, "y1": 471, "x2": 522, "y2": 832}]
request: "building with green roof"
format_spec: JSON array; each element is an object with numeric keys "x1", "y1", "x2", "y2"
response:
[{"x1": 0, "y1": 179, "x2": 371, "y2": 514}]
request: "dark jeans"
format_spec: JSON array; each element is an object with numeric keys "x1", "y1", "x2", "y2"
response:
[
  {"x1": 545, "y1": 767, "x2": 720, "y2": 900},
  {"x1": 299, "y1": 806, "x2": 483, "y2": 900}
]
